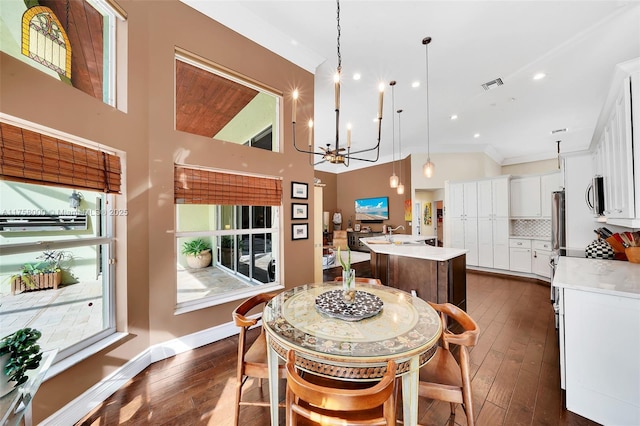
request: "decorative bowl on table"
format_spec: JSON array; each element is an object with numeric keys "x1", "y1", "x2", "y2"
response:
[{"x1": 315, "y1": 290, "x2": 383, "y2": 321}]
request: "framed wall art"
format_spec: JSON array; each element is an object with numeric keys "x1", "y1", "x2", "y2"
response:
[
  {"x1": 291, "y1": 181, "x2": 308, "y2": 199},
  {"x1": 292, "y1": 223, "x2": 308, "y2": 240},
  {"x1": 292, "y1": 203, "x2": 308, "y2": 220}
]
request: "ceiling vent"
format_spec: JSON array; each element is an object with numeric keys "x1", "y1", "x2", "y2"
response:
[
  {"x1": 481, "y1": 78, "x2": 503, "y2": 91},
  {"x1": 551, "y1": 128, "x2": 568, "y2": 134}
]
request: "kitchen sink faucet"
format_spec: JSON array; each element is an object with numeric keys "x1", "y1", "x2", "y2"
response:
[{"x1": 387, "y1": 225, "x2": 405, "y2": 240}]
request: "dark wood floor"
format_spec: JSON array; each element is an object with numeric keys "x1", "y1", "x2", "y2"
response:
[{"x1": 76, "y1": 270, "x2": 600, "y2": 426}]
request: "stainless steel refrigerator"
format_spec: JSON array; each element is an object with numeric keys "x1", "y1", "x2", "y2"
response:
[{"x1": 551, "y1": 190, "x2": 566, "y2": 256}]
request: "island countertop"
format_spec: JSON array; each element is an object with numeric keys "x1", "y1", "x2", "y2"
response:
[
  {"x1": 361, "y1": 235, "x2": 467, "y2": 262},
  {"x1": 553, "y1": 256, "x2": 640, "y2": 299}
]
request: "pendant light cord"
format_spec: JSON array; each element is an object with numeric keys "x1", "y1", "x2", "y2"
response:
[
  {"x1": 424, "y1": 37, "x2": 431, "y2": 159},
  {"x1": 398, "y1": 109, "x2": 403, "y2": 179},
  {"x1": 391, "y1": 82, "x2": 396, "y2": 174}
]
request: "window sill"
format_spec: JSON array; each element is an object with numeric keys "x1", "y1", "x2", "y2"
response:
[
  {"x1": 174, "y1": 283, "x2": 284, "y2": 315},
  {"x1": 45, "y1": 332, "x2": 129, "y2": 380}
]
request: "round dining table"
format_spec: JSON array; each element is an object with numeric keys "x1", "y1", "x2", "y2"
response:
[{"x1": 263, "y1": 282, "x2": 442, "y2": 426}]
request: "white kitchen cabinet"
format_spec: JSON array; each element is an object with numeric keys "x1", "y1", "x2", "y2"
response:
[
  {"x1": 592, "y1": 61, "x2": 640, "y2": 227},
  {"x1": 532, "y1": 240, "x2": 552, "y2": 278},
  {"x1": 510, "y1": 176, "x2": 541, "y2": 217},
  {"x1": 563, "y1": 288, "x2": 640, "y2": 425},
  {"x1": 553, "y1": 257, "x2": 640, "y2": 425},
  {"x1": 477, "y1": 177, "x2": 510, "y2": 270},
  {"x1": 509, "y1": 238, "x2": 532, "y2": 273},
  {"x1": 449, "y1": 181, "x2": 478, "y2": 266}
]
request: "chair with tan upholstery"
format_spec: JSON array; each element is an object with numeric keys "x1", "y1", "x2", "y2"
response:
[
  {"x1": 416, "y1": 302, "x2": 480, "y2": 426},
  {"x1": 332, "y1": 230, "x2": 349, "y2": 250},
  {"x1": 232, "y1": 292, "x2": 286, "y2": 426},
  {"x1": 285, "y1": 349, "x2": 397, "y2": 425}
]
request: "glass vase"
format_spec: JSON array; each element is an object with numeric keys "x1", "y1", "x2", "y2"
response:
[{"x1": 341, "y1": 268, "x2": 356, "y2": 304}]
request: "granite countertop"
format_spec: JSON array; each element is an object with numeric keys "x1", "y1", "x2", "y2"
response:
[
  {"x1": 361, "y1": 235, "x2": 467, "y2": 262},
  {"x1": 552, "y1": 256, "x2": 640, "y2": 299}
]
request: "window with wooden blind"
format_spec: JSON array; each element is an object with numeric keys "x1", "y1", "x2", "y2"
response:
[
  {"x1": 174, "y1": 167, "x2": 282, "y2": 311},
  {"x1": 0, "y1": 122, "x2": 122, "y2": 193},
  {"x1": 174, "y1": 166, "x2": 282, "y2": 206}
]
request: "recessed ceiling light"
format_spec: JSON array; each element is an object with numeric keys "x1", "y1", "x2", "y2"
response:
[
  {"x1": 353, "y1": 73, "x2": 361, "y2": 80},
  {"x1": 450, "y1": 114, "x2": 458, "y2": 120},
  {"x1": 533, "y1": 73, "x2": 546, "y2": 80},
  {"x1": 473, "y1": 133, "x2": 480, "y2": 138},
  {"x1": 412, "y1": 81, "x2": 420, "y2": 88}
]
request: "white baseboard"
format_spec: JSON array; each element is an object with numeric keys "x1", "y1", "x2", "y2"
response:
[{"x1": 41, "y1": 319, "x2": 241, "y2": 425}]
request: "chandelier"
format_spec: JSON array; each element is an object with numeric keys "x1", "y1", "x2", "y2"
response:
[{"x1": 292, "y1": 0, "x2": 385, "y2": 166}]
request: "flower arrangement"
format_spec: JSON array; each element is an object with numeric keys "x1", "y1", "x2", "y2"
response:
[{"x1": 337, "y1": 246, "x2": 356, "y2": 303}]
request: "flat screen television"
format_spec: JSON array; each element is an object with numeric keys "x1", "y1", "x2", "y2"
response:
[{"x1": 355, "y1": 196, "x2": 389, "y2": 222}]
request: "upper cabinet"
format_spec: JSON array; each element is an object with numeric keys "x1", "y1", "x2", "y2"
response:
[
  {"x1": 592, "y1": 59, "x2": 640, "y2": 228},
  {"x1": 510, "y1": 172, "x2": 562, "y2": 218},
  {"x1": 510, "y1": 176, "x2": 541, "y2": 218}
]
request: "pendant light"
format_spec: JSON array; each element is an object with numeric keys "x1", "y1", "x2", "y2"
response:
[
  {"x1": 397, "y1": 108, "x2": 405, "y2": 195},
  {"x1": 389, "y1": 81, "x2": 399, "y2": 188},
  {"x1": 422, "y1": 37, "x2": 435, "y2": 178}
]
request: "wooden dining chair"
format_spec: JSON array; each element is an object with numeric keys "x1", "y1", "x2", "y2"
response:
[
  {"x1": 334, "y1": 276, "x2": 383, "y2": 285},
  {"x1": 416, "y1": 301, "x2": 480, "y2": 426},
  {"x1": 285, "y1": 349, "x2": 397, "y2": 425},
  {"x1": 232, "y1": 292, "x2": 286, "y2": 426}
]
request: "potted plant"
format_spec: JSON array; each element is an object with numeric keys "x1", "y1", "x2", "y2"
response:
[
  {"x1": 338, "y1": 246, "x2": 355, "y2": 304},
  {"x1": 182, "y1": 238, "x2": 212, "y2": 269},
  {"x1": 0, "y1": 328, "x2": 43, "y2": 397},
  {"x1": 10, "y1": 250, "x2": 71, "y2": 295}
]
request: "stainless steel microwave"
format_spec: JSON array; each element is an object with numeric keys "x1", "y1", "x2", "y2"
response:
[{"x1": 585, "y1": 176, "x2": 604, "y2": 216}]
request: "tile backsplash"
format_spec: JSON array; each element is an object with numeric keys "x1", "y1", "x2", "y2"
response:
[{"x1": 511, "y1": 219, "x2": 551, "y2": 238}]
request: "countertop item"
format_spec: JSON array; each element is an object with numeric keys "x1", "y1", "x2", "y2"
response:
[
  {"x1": 361, "y1": 236, "x2": 466, "y2": 261},
  {"x1": 552, "y1": 256, "x2": 640, "y2": 298}
]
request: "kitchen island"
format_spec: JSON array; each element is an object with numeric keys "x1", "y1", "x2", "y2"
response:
[
  {"x1": 361, "y1": 235, "x2": 468, "y2": 310},
  {"x1": 552, "y1": 256, "x2": 640, "y2": 426}
]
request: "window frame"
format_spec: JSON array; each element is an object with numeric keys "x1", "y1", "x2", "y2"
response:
[{"x1": 174, "y1": 202, "x2": 283, "y2": 315}]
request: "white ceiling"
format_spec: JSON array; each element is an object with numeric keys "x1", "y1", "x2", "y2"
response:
[{"x1": 182, "y1": 1, "x2": 640, "y2": 172}]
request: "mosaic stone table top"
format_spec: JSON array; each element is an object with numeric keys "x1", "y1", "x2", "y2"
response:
[{"x1": 264, "y1": 282, "x2": 441, "y2": 362}]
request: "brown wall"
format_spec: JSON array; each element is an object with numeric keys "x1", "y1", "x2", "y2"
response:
[
  {"x1": 317, "y1": 157, "x2": 412, "y2": 234},
  {"x1": 0, "y1": 0, "x2": 315, "y2": 421}
]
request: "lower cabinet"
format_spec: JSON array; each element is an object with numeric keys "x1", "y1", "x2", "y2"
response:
[
  {"x1": 562, "y1": 288, "x2": 640, "y2": 425},
  {"x1": 509, "y1": 238, "x2": 532, "y2": 273},
  {"x1": 532, "y1": 240, "x2": 553, "y2": 278}
]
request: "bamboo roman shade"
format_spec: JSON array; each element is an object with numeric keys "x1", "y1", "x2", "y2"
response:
[
  {"x1": 175, "y1": 166, "x2": 282, "y2": 206},
  {"x1": 0, "y1": 122, "x2": 122, "y2": 193}
]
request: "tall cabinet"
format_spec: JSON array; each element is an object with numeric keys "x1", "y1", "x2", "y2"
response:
[
  {"x1": 449, "y1": 181, "x2": 478, "y2": 266},
  {"x1": 593, "y1": 66, "x2": 640, "y2": 225},
  {"x1": 477, "y1": 177, "x2": 510, "y2": 270}
]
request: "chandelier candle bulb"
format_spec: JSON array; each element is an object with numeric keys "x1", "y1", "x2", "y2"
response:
[
  {"x1": 308, "y1": 119, "x2": 314, "y2": 146},
  {"x1": 292, "y1": 90, "x2": 298, "y2": 122},
  {"x1": 378, "y1": 83, "x2": 385, "y2": 119},
  {"x1": 347, "y1": 123, "x2": 352, "y2": 147},
  {"x1": 334, "y1": 73, "x2": 340, "y2": 110}
]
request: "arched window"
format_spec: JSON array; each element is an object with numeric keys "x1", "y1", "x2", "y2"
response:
[{"x1": 21, "y1": 5, "x2": 72, "y2": 79}]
